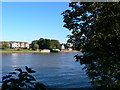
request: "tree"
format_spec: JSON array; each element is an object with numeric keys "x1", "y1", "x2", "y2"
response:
[
  {"x1": 50, "y1": 40, "x2": 60, "y2": 49},
  {"x1": 62, "y1": 2, "x2": 120, "y2": 89},
  {"x1": 31, "y1": 38, "x2": 60, "y2": 50},
  {"x1": 38, "y1": 38, "x2": 51, "y2": 49},
  {"x1": 32, "y1": 44, "x2": 39, "y2": 50},
  {"x1": 1, "y1": 42, "x2": 10, "y2": 49}
]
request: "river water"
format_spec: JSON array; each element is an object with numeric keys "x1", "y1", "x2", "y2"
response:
[{"x1": 2, "y1": 52, "x2": 91, "y2": 88}]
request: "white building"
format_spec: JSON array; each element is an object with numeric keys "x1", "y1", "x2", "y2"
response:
[
  {"x1": 68, "y1": 48, "x2": 73, "y2": 51},
  {"x1": 9, "y1": 41, "x2": 29, "y2": 49},
  {"x1": 40, "y1": 49, "x2": 50, "y2": 53},
  {"x1": 61, "y1": 44, "x2": 65, "y2": 50},
  {"x1": 60, "y1": 43, "x2": 73, "y2": 50}
]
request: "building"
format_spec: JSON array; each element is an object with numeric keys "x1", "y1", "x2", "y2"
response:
[
  {"x1": 61, "y1": 44, "x2": 65, "y2": 50},
  {"x1": 0, "y1": 41, "x2": 29, "y2": 49},
  {"x1": 60, "y1": 43, "x2": 73, "y2": 51},
  {"x1": 9, "y1": 41, "x2": 29, "y2": 49},
  {"x1": 40, "y1": 49, "x2": 50, "y2": 53}
]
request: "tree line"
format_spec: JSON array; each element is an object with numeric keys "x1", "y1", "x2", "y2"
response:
[
  {"x1": 31, "y1": 38, "x2": 60, "y2": 50},
  {"x1": 0, "y1": 38, "x2": 60, "y2": 50}
]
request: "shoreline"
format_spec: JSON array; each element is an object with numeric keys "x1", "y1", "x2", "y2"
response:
[
  {"x1": 60, "y1": 50, "x2": 80, "y2": 53},
  {"x1": 0, "y1": 50, "x2": 80, "y2": 53},
  {"x1": 0, "y1": 51, "x2": 39, "y2": 53}
]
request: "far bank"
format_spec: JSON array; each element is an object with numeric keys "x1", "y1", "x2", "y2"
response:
[{"x1": 0, "y1": 50, "x2": 80, "y2": 53}]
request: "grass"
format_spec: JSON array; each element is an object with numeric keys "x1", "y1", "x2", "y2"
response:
[{"x1": 0, "y1": 49, "x2": 36, "y2": 52}]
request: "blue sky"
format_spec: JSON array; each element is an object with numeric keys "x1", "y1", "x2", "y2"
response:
[{"x1": 2, "y1": 2, "x2": 70, "y2": 43}]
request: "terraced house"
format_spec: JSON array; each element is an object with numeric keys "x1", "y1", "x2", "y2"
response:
[
  {"x1": 0, "y1": 41, "x2": 29, "y2": 49},
  {"x1": 9, "y1": 41, "x2": 29, "y2": 48}
]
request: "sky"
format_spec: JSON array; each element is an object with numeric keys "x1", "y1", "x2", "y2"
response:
[{"x1": 2, "y1": 2, "x2": 71, "y2": 43}]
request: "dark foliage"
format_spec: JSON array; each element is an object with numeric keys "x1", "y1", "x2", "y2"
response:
[
  {"x1": 31, "y1": 38, "x2": 60, "y2": 50},
  {"x1": 2, "y1": 66, "x2": 46, "y2": 90},
  {"x1": 62, "y1": 2, "x2": 120, "y2": 89}
]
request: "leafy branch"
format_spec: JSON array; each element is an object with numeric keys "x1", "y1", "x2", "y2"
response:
[{"x1": 2, "y1": 66, "x2": 46, "y2": 90}]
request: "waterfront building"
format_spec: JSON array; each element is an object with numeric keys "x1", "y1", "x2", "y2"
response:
[
  {"x1": 60, "y1": 43, "x2": 73, "y2": 50},
  {"x1": 68, "y1": 48, "x2": 73, "y2": 51},
  {"x1": 61, "y1": 44, "x2": 65, "y2": 50},
  {"x1": 9, "y1": 41, "x2": 29, "y2": 48},
  {"x1": 0, "y1": 41, "x2": 29, "y2": 49},
  {"x1": 40, "y1": 49, "x2": 50, "y2": 53}
]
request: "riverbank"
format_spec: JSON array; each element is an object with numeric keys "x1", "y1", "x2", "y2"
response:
[
  {"x1": 0, "y1": 51, "x2": 39, "y2": 53},
  {"x1": 60, "y1": 50, "x2": 80, "y2": 52},
  {"x1": 0, "y1": 49, "x2": 39, "y2": 53},
  {"x1": 0, "y1": 50, "x2": 80, "y2": 53}
]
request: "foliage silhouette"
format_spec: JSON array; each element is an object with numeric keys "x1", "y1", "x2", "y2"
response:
[
  {"x1": 2, "y1": 66, "x2": 46, "y2": 90},
  {"x1": 62, "y1": 2, "x2": 120, "y2": 89}
]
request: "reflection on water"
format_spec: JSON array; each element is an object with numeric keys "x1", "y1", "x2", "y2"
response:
[{"x1": 2, "y1": 52, "x2": 91, "y2": 88}]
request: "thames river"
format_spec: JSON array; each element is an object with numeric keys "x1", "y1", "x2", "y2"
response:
[{"x1": 2, "y1": 52, "x2": 91, "y2": 88}]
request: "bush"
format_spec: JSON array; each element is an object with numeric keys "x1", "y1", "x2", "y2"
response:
[
  {"x1": 1, "y1": 42, "x2": 10, "y2": 49},
  {"x1": 17, "y1": 49, "x2": 20, "y2": 51}
]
